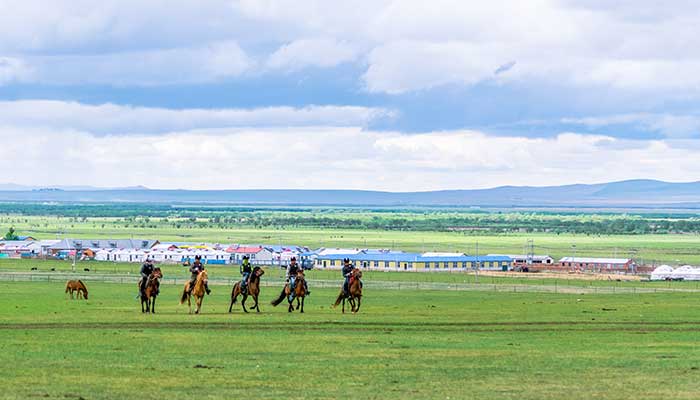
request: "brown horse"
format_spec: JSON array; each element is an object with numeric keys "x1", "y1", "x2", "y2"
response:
[
  {"x1": 229, "y1": 266, "x2": 265, "y2": 313},
  {"x1": 332, "y1": 268, "x2": 363, "y2": 313},
  {"x1": 65, "y1": 280, "x2": 88, "y2": 300},
  {"x1": 270, "y1": 270, "x2": 306, "y2": 313},
  {"x1": 139, "y1": 267, "x2": 162, "y2": 314},
  {"x1": 180, "y1": 269, "x2": 208, "y2": 314}
]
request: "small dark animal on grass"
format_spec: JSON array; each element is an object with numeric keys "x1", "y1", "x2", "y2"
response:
[
  {"x1": 83, "y1": 268, "x2": 90, "y2": 272},
  {"x1": 30, "y1": 267, "x2": 37, "y2": 271},
  {"x1": 65, "y1": 280, "x2": 89, "y2": 300}
]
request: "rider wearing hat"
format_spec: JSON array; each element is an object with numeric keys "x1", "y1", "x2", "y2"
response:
[
  {"x1": 342, "y1": 257, "x2": 354, "y2": 296},
  {"x1": 139, "y1": 257, "x2": 155, "y2": 296},
  {"x1": 286, "y1": 257, "x2": 309, "y2": 300},
  {"x1": 188, "y1": 255, "x2": 211, "y2": 295},
  {"x1": 239, "y1": 255, "x2": 252, "y2": 294}
]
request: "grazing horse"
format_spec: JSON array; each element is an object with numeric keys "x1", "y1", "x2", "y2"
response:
[
  {"x1": 180, "y1": 269, "x2": 208, "y2": 314},
  {"x1": 271, "y1": 270, "x2": 307, "y2": 313},
  {"x1": 332, "y1": 268, "x2": 363, "y2": 313},
  {"x1": 139, "y1": 267, "x2": 162, "y2": 314},
  {"x1": 229, "y1": 266, "x2": 265, "y2": 313},
  {"x1": 65, "y1": 280, "x2": 88, "y2": 300}
]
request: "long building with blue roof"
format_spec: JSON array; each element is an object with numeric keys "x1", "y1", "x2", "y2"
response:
[{"x1": 315, "y1": 250, "x2": 511, "y2": 271}]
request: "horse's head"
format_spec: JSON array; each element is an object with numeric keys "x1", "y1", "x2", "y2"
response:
[
  {"x1": 254, "y1": 267, "x2": 265, "y2": 277},
  {"x1": 296, "y1": 270, "x2": 305, "y2": 280},
  {"x1": 82, "y1": 289, "x2": 89, "y2": 299},
  {"x1": 199, "y1": 269, "x2": 208, "y2": 282},
  {"x1": 353, "y1": 268, "x2": 363, "y2": 279},
  {"x1": 153, "y1": 267, "x2": 163, "y2": 279}
]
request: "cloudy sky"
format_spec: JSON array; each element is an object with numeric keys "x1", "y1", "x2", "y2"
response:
[{"x1": 2, "y1": 0, "x2": 700, "y2": 190}]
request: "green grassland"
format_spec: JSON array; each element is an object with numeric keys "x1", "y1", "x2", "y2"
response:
[
  {"x1": 2, "y1": 280, "x2": 700, "y2": 399},
  {"x1": 4, "y1": 214, "x2": 700, "y2": 264},
  {"x1": 5, "y1": 258, "x2": 700, "y2": 292}
]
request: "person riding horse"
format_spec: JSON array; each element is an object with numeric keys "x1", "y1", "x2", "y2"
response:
[
  {"x1": 239, "y1": 255, "x2": 252, "y2": 295},
  {"x1": 286, "y1": 257, "x2": 309, "y2": 301},
  {"x1": 188, "y1": 255, "x2": 211, "y2": 295},
  {"x1": 139, "y1": 258, "x2": 156, "y2": 297},
  {"x1": 342, "y1": 258, "x2": 354, "y2": 296}
]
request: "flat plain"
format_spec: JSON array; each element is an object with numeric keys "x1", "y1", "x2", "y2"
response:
[{"x1": 1, "y1": 280, "x2": 699, "y2": 399}]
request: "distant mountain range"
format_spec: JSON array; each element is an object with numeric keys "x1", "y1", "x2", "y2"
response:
[{"x1": 2, "y1": 180, "x2": 700, "y2": 208}]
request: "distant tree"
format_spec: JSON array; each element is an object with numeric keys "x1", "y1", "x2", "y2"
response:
[{"x1": 3, "y1": 226, "x2": 19, "y2": 240}]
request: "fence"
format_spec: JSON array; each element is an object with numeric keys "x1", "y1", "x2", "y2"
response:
[{"x1": 2, "y1": 272, "x2": 699, "y2": 295}]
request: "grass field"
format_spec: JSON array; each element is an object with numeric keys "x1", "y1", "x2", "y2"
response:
[
  {"x1": 5, "y1": 258, "x2": 700, "y2": 291},
  {"x1": 2, "y1": 280, "x2": 700, "y2": 399},
  {"x1": 5, "y1": 214, "x2": 700, "y2": 264}
]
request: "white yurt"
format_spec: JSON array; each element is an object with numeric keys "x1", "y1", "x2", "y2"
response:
[
  {"x1": 95, "y1": 249, "x2": 111, "y2": 262},
  {"x1": 667, "y1": 265, "x2": 700, "y2": 280}
]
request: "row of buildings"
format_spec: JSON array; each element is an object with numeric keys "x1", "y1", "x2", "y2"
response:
[{"x1": 0, "y1": 238, "x2": 639, "y2": 273}]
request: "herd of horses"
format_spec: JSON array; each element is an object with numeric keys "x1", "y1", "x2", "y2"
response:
[{"x1": 65, "y1": 266, "x2": 363, "y2": 315}]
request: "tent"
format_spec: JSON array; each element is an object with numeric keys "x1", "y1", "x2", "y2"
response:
[{"x1": 649, "y1": 265, "x2": 674, "y2": 281}]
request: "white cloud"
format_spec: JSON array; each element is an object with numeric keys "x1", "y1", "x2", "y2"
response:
[
  {"x1": 3, "y1": 1, "x2": 700, "y2": 94},
  {"x1": 22, "y1": 41, "x2": 253, "y2": 85},
  {"x1": 0, "y1": 100, "x2": 394, "y2": 134},
  {"x1": 1, "y1": 123, "x2": 699, "y2": 190},
  {"x1": 267, "y1": 38, "x2": 360, "y2": 71},
  {"x1": 0, "y1": 57, "x2": 32, "y2": 84},
  {"x1": 563, "y1": 113, "x2": 700, "y2": 138}
]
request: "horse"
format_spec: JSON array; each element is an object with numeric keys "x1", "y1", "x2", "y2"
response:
[
  {"x1": 271, "y1": 270, "x2": 307, "y2": 313},
  {"x1": 65, "y1": 280, "x2": 88, "y2": 300},
  {"x1": 332, "y1": 268, "x2": 363, "y2": 313},
  {"x1": 139, "y1": 267, "x2": 162, "y2": 314},
  {"x1": 229, "y1": 266, "x2": 265, "y2": 313},
  {"x1": 180, "y1": 269, "x2": 208, "y2": 314}
]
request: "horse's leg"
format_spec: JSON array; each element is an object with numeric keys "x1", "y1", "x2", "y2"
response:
[
  {"x1": 254, "y1": 294, "x2": 260, "y2": 313},
  {"x1": 152, "y1": 296, "x2": 156, "y2": 314},
  {"x1": 141, "y1": 298, "x2": 145, "y2": 313},
  {"x1": 296, "y1": 297, "x2": 300, "y2": 310},
  {"x1": 288, "y1": 298, "x2": 293, "y2": 313},
  {"x1": 342, "y1": 297, "x2": 345, "y2": 314},
  {"x1": 188, "y1": 295, "x2": 192, "y2": 314},
  {"x1": 354, "y1": 297, "x2": 361, "y2": 313},
  {"x1": 300, "y1": 296, "x2": 305, "y2": 313},
  {"x1": 196, "y1": 296, "x2": 202, "y2": 314},
  {"x1": 228, "y1": 288, "x2": 236, "y2": 313},
  {"x1": 242, "y1": 294, "x2": 249, "y2": 313}
]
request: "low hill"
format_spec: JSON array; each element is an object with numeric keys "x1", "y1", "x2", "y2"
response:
[{"x1": 1, "y1": 179, "x2": 700, "y2": 208}]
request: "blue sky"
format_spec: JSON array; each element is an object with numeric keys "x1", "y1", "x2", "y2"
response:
[{"x1": 1, "y1": 1, "x2": 700, "y2": 190}]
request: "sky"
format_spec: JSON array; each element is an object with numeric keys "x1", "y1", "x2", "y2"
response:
[{"x1": 2, "y1": 0, "x2": 700, "y2": 191}]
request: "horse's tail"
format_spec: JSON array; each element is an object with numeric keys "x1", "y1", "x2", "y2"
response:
[
  {"x1": 332, "y1": 291, "x2": 344, "y2": 308},
  {"x1": 179, "y1": 285, "x2": 189, "y2": 304},
  {"x1": 65, "y1": 281, "x2": 70, "y2": 292},
  {"x1": 270, "y1": 287, "x2": 287, "y2": 306}
]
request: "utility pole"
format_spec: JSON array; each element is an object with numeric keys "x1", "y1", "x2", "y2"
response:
[
  {"x1": 526, "y1": 238, "x2": 534, "y2": 268},
  {"x1": 475, "y1": 241, "x2": 479, "y2": 283}
]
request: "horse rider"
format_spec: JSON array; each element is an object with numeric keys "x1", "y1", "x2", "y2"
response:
[
  {"x1": 239, "y1": 255, "x2": 252, "y2": 294},
  {"x1": 139, "y1": 257, "x2": 155, "y2": 297},
  {"x1": 286, "y1": 257, "x2": 309, "y2": 301},
  {"x1": 188, "y1": 255, "x2": 211, "y2": 295},
  {"x1": 342, "y1": 257, "x2": 354, "y2": 296}
]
